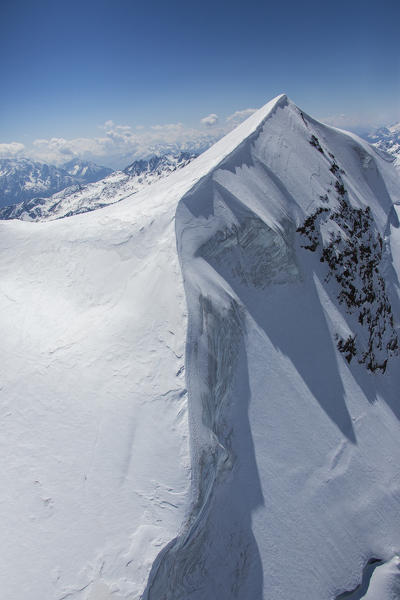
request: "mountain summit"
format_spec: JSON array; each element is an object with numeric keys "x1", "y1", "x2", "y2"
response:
[{"x1": 1, "y1": 94, "x2": 400, "y2": 600}]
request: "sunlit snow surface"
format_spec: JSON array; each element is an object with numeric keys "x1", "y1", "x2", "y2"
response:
[{"x1": 1, "y1": 95, "x2": 400, "y2": 599}]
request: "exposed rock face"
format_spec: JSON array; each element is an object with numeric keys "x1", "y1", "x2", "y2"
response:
[{"x1": 297, "y1": 138, "x2": 398, "y2": 372}]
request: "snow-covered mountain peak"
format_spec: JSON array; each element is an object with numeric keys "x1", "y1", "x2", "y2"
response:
[
  {"x1": 62, "y1": 158, "x2": 112, "y2": 182},
  {"x1": 0, "y1": 94, "x2": 289, "y2": 223},
  {"x1": 1, "y1": 95, "x2": 400, "y2": 600}
]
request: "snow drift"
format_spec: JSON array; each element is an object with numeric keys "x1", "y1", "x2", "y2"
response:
[{"x1": 1, "y1": 94, "x2": 400, "y2": 600}]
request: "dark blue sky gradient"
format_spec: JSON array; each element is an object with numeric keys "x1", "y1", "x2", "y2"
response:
[{"x1": 1, "y1": 0, "x2": 399, "y2": 141}]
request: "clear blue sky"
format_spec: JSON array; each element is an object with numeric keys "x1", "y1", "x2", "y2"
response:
[{"x1": 0, "y1": 0, "x2": 398, "y2": 163}]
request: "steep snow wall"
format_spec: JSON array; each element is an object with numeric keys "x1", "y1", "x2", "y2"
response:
[{"x1": 143, "y1": 96, "x2": 400, "y2": 599}]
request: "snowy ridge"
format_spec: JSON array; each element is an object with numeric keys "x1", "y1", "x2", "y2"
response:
[
  {"x1": 1, "y1": 95, "x2": 400, "y2": 599},
  {"x1": 145, "y1": 96, "x2": 400, "y2": 599}
]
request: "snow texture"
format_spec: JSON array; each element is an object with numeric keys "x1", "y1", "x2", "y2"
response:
[{"x1": 1, "y1": 95, "x2": 400, "y2": 600}]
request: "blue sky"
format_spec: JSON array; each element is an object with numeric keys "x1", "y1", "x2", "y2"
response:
[{"x1": 0, "y1": 0, "x2": 398, "y2": 167}]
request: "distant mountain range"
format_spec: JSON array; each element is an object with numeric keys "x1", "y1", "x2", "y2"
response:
[
  {"x1": 0, "y1": 152, "x2": 198, "y2": 221},
  {"x1": 0, "y1": 157, "x2": 113, "y2": 208},
  {"x1": 362, "y1": 123, "x2": 400, "y2": 169},
  {"x1": 124, "y1": 151, "x2": 196, "y2": 177}
]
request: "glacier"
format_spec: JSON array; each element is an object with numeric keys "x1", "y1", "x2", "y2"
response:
[{"x1": 1, "y1": 94, "x2": 400, "y2": 600}]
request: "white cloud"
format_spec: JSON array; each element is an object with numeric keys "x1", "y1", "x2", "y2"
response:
[
  {"x1": 31, "y1": 136, "x2": 107, "y2": 165},
  {"x1": 319, "y1": 112, "x2": 394, "y2": 133},
  {"x1": 0, "y1": 104, "x2": 263, "y2": 169},
  {"x1": 151, "y1": 123, "x2": 184, "y2": 132},
  {"x1": 0, "y1": 142, "x2": 25, "y2": 157},
  {"x1": 14, "y1": 119, "x2": 221, "y2": 169},
  {"x1": 2, "y1": 102, "x2": 396, "y2": 170},
  {"x1": 226, "y1": 108, "x2": 257, "y2": 126},
  {"x1": 201, "y1": 113, "x2": 219, "y2": 127},
  {"x1": 320, "y1": 113, "x2": 364, "y2": 129}
]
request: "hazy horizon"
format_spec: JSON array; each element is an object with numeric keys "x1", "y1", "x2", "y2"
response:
[{"x1": 1, "y1": 0, "x2": 398, "y2": 167}]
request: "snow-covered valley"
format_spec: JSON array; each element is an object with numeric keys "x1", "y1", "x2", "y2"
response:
[{"x1": 1, "y1": 94, "x2": 400, "y2": 600}]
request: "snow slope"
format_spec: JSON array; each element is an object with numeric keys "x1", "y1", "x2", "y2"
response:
[
  {"x1": 1, "y1": 95, "x2": 400, "y2": 600},
  {"x1": 0, "y1": 152, "x2": 197, "y2": 222}
]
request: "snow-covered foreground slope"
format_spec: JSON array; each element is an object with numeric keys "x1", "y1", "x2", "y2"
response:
[
  {"x1": 0, "y1": 186, "x2": 191, "y2": 599},
  {"x1": 0, "y1": 152, "x2": 197, "y2": 222},
  {"x1": 1, "y1": 95, "x2": 400, "y2": 600}
]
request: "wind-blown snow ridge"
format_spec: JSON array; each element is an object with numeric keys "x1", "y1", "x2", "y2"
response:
[
  {"x1": 1, "y1": 94, "x2": 400, "y2": 600},
  {"x1": 143, "y1": 94, "x2": 400, "y2": 599}
]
